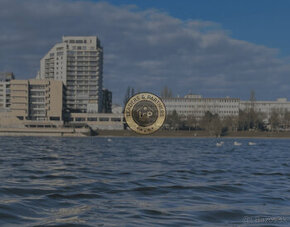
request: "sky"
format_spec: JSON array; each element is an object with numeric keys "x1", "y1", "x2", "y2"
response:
[{"x1": 1, "y1": 0, "x2": 290, "y2": 104}]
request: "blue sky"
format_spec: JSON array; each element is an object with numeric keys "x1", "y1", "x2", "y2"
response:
[
  {"x1": 102, "y1": 0, "x2": 290, "y2": 56},
  {"x1": 1, "y1": 0, "x2": 290, "y2": 103}
]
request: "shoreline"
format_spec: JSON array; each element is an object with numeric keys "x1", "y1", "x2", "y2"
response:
[
  {"x1": 96, "y1": 130, "x2": 290, "y2": 139},
  {"x1": 0, "y1": 128, "x2": 290, "y2": 139}
]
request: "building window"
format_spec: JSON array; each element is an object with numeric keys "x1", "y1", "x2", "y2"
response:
[
  {"x1": 88, "y1": 117, "x2": 98, "y2": 121},
  {"x1": 50, "y1": 117, "x2": 60, "y2": 121},
  {"x1": 99, "y1": 117, "x2": 109, "y2": 121},
  {"x1": 75, "y1": 117, "x2": 85, "y2": 121}
]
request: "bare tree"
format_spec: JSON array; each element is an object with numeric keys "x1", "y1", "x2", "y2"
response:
[
  {"x1": 131, "y1": 88, "x2": 135, "y2": 97},
  {"x1": 185, "y1": 115, "x2": 198, "y2": 131},
  {"x1": 283, "y1": 110, "x2": 290, "y2": 130},
  {"x1": 223, "y1": 116, "x2": 238, "y2": 132},
  {"x1": 161, "y1": 86, "x2": 173, "y2": 98},
  {"x1": 269, "y1": 109, "x2": 280, "y2": 131},
  {"x1": 165, "y1": 110, "x2": 180, "y2": 130},
  {"x1": 123, "y1": 87, "x2": 136, "y2": 105},
  {"x1": 250, "y1": 90, "x2": 256, "y2": 110},
  {"x1": 123, "y1": 86, "x2": 131, "y2": 106},
  {"x1": 200, "y1": 111, "x2": 222, "y2": 136}
]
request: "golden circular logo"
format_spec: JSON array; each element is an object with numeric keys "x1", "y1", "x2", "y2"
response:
[{"x1": 124, "y1": 93, "x2": 166, "y2": 134}]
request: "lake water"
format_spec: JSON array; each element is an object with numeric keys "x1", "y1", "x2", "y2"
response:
[{"x1": 0, "y1": 137, "x2": 289, "y2": 226}]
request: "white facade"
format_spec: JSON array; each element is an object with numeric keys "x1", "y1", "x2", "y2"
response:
[
  {"x1": 112, "y1": 104, "x2": 123, "y2": 114},
  {"x1": 38, "y1": 36, "x2": 103, "y2": 113},
  {"x1": 163, "y1": 95, "x2": 240, "y2": 119},
  {"x1": 240, "y1": 98, "x2": 290, "y2": 120},
  {"x1": 163, "y1": 94, "x2": 290, "y2": 121}
]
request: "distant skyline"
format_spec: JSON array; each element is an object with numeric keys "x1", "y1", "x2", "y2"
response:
[{"x1": 1, "y1": 0, "x2": 290, "y2": 104}]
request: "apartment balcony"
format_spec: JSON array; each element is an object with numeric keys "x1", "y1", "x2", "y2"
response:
[
  {"x1": 30, "y1": 107, "x2": 46, "y2": 111},
  {"x1": 67, "y1": 62, "x2": 77, "y2": 65},
  {"x1": 30, "y1": 88, "x2": 46, "y2": 92},
  {"x1": 30, "y1": 114, "x2": 46, "y2": 117},
  {"x1": 11, "y1": 92, "x2": 28, "y2": 97},
  {"x1": 11, "y1": 95, "x2": 27, "y2": 100},
  {"x1": 67, "y1": 75, "x2": 77, "y2": 78},
  {"x1": 66, "y1": 94, "x2": 77, "y2": 97},
  {"x1": 11, "y1": 104, "x2": 27, "y2": 109},
  {"x1": 30, "y1": 92, "x2": 45, "y2": 96},
  {"x1": 67, "y1": 83, "x2": 77, "y2": 87}
]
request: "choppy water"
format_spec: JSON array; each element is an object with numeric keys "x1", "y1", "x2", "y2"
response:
[{"x1": 0, "y1": 137, "x2": 289, "y2": 226}]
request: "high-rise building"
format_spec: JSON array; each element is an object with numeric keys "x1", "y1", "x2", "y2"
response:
[
  {"x1": 0, "y1": 72, "x2": 15, "y2": 110},
  {"x1": 101, "y1": 89, "x2": 112, "y2": 113},
  {"x1": 37, "y1": 36, "x2": 103, "y2": 113}
]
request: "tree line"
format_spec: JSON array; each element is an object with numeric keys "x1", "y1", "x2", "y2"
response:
[
  {"x1": 123, "y1": 87, "x2": 290, "y2": 135},
  {"x1": 164, "y1": 108, "x2": 290, "y2": 136}
]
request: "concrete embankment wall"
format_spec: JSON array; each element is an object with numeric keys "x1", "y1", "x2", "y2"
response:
[{"x1": 0, "y1": 127, "x2": 90, "y2": 137}]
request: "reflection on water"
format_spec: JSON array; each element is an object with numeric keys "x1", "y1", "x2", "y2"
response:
[{"x1": 0, "y1": 137, "x2": 289, "y2": 226}]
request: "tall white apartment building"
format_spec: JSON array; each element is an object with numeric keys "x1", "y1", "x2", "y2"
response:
[
  {"x1": 37, "y1": 36, "x2": 103, "y2": 113},
  {"x1": 0, "y1": 72, "x2": 15, "y2": 111},
  {"x1": 163, "y1": 94, "x2": 240, "y2": 119}
]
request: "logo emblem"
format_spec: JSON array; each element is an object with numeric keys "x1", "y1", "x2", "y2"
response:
[{"x1": 124, "y1": 93, "x2": 166, "y2": 134}]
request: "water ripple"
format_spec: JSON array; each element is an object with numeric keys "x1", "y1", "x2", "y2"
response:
[{"x1": 0, "y1": 137, "x2": 289, "y2": 226}]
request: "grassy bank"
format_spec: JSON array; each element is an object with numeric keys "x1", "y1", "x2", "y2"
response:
[{"x1": 96, "y1": 130, "x2": 290, "y2": 138}]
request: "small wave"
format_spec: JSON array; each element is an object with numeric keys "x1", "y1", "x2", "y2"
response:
[
  {"x1": 43, "y1": 175, "x2": 78, "y2": 180},
  {"x1": 141, "y1": 209, "x2": 172, "y2": 217},
  {"x1": 0, "y1": 137, "x2": 289, "y2": 226},
  {"x1": 113, "y1": 183, "x2": 247, "y2": 196},
  {"x1": 0, "y1": 187, "x2": 55, "y2": 196},
  {"x1": 253, "y1": 172, "x2": 285, "y2": 176},
  {"x1": 197, "y1": 209, "x2": 247, "y2": 223},
  {"x1": 47, "y1": 193, "x2": 100, "y2": 199}
]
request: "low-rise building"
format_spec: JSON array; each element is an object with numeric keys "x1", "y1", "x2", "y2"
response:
[
  {"x1": 0, "y1": 72, "x2": 15, "y2": 111},
  {"x1": 112, "y1": 104, "x2": 123, "y2": 114},
  {"x1": 10, "y1": 79, "x2": 65, "y2": 122},
  {"x1": 240, "y1": 98, "x2": 290, "y2": 121},
  {"x1": 163, "y1": 94, "x2": 290, "y2": 123},
  {"x1": 163, "y1": 94, "x2": 240, "y2": 119},
  {"x1": 68, "y1": 112, "x2": 124, "y2": 130}
]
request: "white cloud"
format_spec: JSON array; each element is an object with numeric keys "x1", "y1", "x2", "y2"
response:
[{"x1": 1, "y1": 0, "x2": 290, "y2": 103}]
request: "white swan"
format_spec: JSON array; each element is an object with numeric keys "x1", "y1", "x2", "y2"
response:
[
  {"x1": 216, "y1": 141, "x2": 224, "y2": 147},
  {"x1": 248, "y1": 142, "x2": 256, "y2": 146},
  {"x1": 234, "y1": 141, "x2": 242, "y2": 146}
]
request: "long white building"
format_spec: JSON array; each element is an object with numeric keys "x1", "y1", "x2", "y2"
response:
[
  {"x1": 37, "y1": 36, "x2": 103, "y2": 113},
  {"x1": 163, "y1": 94, "x2": 240, "y2": 119},
  {"x1": 240, "y1": 98, "x2": 290, "y2": 120},
  {"x1": 163, "y1": 94, "x2": 290, "y2": 121}
]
